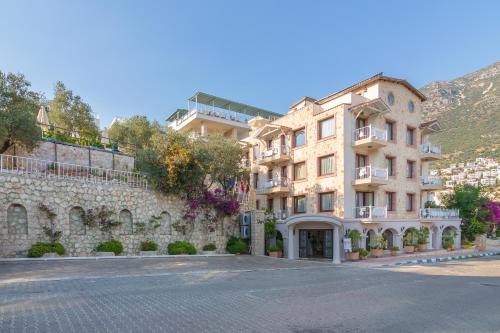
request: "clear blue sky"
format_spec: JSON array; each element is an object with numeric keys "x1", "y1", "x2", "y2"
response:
[{"x1": 1, "y1": 0, "x2": 499, "y2": 127}]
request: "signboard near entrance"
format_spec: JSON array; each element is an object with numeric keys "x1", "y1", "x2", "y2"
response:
[{"x1": 343, "y1": 237, "x2": 352, "y2": 252}]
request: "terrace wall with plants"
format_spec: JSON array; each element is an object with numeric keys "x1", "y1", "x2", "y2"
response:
[
  {"x1": 0, "y1": 173, "x2": 237, "y2": 257},
  {"x1": 4, "y1": 140, "x2": 134, "y2": 171}
]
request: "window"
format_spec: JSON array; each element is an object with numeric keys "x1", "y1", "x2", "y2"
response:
[
  {"x1": 387, "y1": 92, "x2": 395, "y2": 105},
  {"x1": 281, "y1": 166, "x2": 287, "y2": 178},
  {"x1": 253, "y1": 173, "x2": 259, "y2": 189},
  {"x1": 294, "y1": 196, "x2": 306, "y2": 214},
  {"x1": 319, "y1": 155, "x2": 335, "y2": 176},
  {"x1": 319, "y1": 117, "x2": 335, "y2": 139},
  {"x1": 386, "y1": 156, "x2": 395, "y2": 176},
  {"x1": 384, "y1": 120, "x2": 395, "y2": 141},
  {"x1": 256, "y1": 200, "x2": 260, "y2": 210},
  {"x1": 267, "y1": 168, "x2": 273, "y2": 181},
  {"x1": 406, "y1": 160, "x2": 415, "y2": 178},
  {"x1": 267, "y1": 198, "x2": 274, "y2": 210},
  {"x1": 294, "y1": 162, "x2": 306, "y2": 180},
  {"x1": 406, "y1": 193, "x2": 414, "y2": 212},
  {"x1": 355, "y1": 192, "x2": 374, "y2": 207},
  {"x1": 406, "y1": 127, "x2": 415, "y2": 145},
  {"x1": 281, "y1": 197, "x2": 287, "y2": 210},
  {"x1": 293, "y1": 128, "x2": 306, "y2": 147},
  {"x1": 319, "y1": 192, "x2": 335, "y2": 212},
  {"x1": 253, "y1": 144, "x2": 260, "y2": 159},
  {"x1": 408, "y1": 100, "x2": 415, "y2": 113},
  {"x1": 386, "y1": 192, "x2": 395, "y2": 211},
  {"x1": 267, "y1": 140, "x2": 273, "y2": 149}
]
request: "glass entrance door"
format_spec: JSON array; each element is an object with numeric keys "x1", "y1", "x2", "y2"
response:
[{"x1": 298, "y1": 229, "x2": 333, "y2": 259}]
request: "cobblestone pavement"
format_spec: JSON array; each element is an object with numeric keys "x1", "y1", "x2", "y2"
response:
[{"x1": 1, "y1": 256, "x2": 499, "y2": 332}]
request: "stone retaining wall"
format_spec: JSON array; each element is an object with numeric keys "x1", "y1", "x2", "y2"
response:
[
  {"x1": 5, "y1": 140, "x2": 134, "y2": 171},
  {"x1": 0, "y1": 173, "x2": 237, "y2": 257}
]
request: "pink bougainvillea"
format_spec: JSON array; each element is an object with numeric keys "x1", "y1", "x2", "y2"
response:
[
  {"x1": 182, "y1": 188, "x2": 240, "y2": 222},
  {"x1": 485, "y1": 202, "x2": 500, "y2": 224}
]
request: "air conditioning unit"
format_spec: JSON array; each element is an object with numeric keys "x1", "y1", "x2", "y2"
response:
[
  {"x1": 240, "y1": 212, "x2": 252, "y2": 226},
  {"x1": 240, "y1": 225, "x2": 250, "y2": 239}
]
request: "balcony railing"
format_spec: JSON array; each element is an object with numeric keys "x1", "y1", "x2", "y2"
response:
[
  {"x1": 421, "y1": 176, "x2": 442, "y2": 187},
  {"x1": 259, "y1": 145, "x2": 288, "y2": 160},
  {"x1": 274, "y1": 209, "x2": 289, "y2": 221},
  {"x1": 256, "y1": 177, "x2": 289, "y2": 194},
  {"x1": 354, "y1": 206, "x2": 387, "y2": 219},
  {"x1": 420, "y1": 208, "x2": 460, "y2": 219},
  {"x1": 421, "y1": 143, "x2": 442, "y2": 155},
  {"x1": 0, "y1": 154, "x2": 148, "y2": 189},
  {"x1": 170, "y1": 107, "x2": 252, "y2": 127},
  {"x1": 353, "y1": 125, "x2": 387, "y2": 142},
  {"x1": 355, "y1": 166, "x2": 388, "y2": 180}
]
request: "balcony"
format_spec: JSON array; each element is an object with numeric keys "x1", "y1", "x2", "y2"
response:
[
  {"x1": 240, "y1": 158, "x2": 251, "y2": 169},
  {"x1": 273, "y1": 209, "x2": 289, "y2": 222},
  {"x1": 420, "y1": 208, "x2": 460, "y2": 219},
  {"x1": 354, "y1": 206, "x2": 387, "y2": 220},
  {"x1": 421, "y1": 176, "x2": 443, "y2": 190},
  {"x1": 353, "y1": 125, "x2": 388, "y2": 151},
  {"x1": 256, "y1": 178, "x2": 290, "y2": 195},
  {"x1": 421, "y1": 143, "x2": 442, "y2": 161},
  {"x1": 257, "y1": 145, "x2": 290, "y2": 166},
  {"x1": 353, "y1": 166, "x2": 388, "y2": 189}
]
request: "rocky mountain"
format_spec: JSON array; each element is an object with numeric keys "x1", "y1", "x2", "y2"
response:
[{"x1": 420, "y1": 61, "x2": 500, "y2": 166}]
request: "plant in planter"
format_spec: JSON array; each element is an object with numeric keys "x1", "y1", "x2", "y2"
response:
[
  {"x1": 369, "y1": 235, "x2": 387, "y2": 258},
  {"x1": 416, "y1": 226, "x2": 430, "y2": 251},
  {"x1": 226, "y1": 236, "x2": 247, "y2": 254},
  {"x1": 442, "y1": 230, "x2": 457, "y2": 251},
  {"x1": 267, "y1": 240, "x2": 283, "y2": 258},
  {"x1": 28, "y1": 242, "x2": 65, "y2": 258},
  {"x1": 95, "y1": 240, "x2": 123, "y2": 256},
  {"x1": 403, "y1": 229, "x2": 417, "y2": 253},
  {"x1": 202, "y1": 243, "x2": 217, "y2": 254},
  {"x1": 359, "y1": 249, "x2": 369, "y2": 260},
  {"x1": 168, "y1": 241, "x2": 197, "y2": 255},
  {"x1": 346, "y1": 230, "x2": 361, "y2": 261},
  {"x1": 390, "y1": 246, "x2": 400, "y2": 256}
]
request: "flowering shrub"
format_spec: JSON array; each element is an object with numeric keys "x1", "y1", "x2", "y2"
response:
[
  {"x1": 182, "y1": 188, "x2": 240, "y2": 222},
  {"x1": 485, "y1": 202, "x2": 500, "y2": 224}
]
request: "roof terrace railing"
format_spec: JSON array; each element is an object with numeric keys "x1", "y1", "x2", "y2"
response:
[{"x1": 0, "y1": 154, "x2": 148, "y2": 189}]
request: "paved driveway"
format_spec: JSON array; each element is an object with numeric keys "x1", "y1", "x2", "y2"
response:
[{"x1": 0, "y1": 256, "x2": 499, "y2": 332}]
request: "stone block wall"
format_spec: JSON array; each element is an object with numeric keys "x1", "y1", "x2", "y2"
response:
[
  {"x1": 0, "y1": 173, "x2": 238, "y2": 257},
  {"x1": 5, "y1": 140, "x2": 134, "y2": 171}
]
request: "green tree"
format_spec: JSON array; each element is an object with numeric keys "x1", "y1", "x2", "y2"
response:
[
  {"x1": 48, "y1": 81, "x2": 99, "y2": 137},
  {"x1": 0, "y1": 70, "x2": 42, "y2": 154},
  {"x1": 441, "y1": 184, "x2": 489, "y2": 221},
  {"x1": 107, "y1": 115, "x2": 161, "y2": 154}
]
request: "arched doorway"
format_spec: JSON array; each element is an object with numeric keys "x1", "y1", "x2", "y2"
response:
[
  {"x1": 382, "y1": 229, "x2": 395, "y2": 249},
  {"x1": 366, "y1": 229, "x2": 376, "y2": 250},
  {"x1": 442, "y1": 226, "x2": 459, "y2": 250}
]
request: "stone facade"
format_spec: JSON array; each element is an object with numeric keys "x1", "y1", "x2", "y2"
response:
[
  {"x1": 5, "y1": 139, "x2": 134, "y2": 171},
  {"x1": 0, "y1": 173, "x2": 237, "y2": 257}
]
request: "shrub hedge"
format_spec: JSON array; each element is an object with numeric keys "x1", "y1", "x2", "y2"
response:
[
  {"x1": 27, "y1": 242, "x2": 65, "y2": 258},
  {"x1": 168, "y1": 241, "x2": 197, "y2": 255},
  {"x1": 140, "y1": 240, "x2": 158, "y2": 251},
  {"x1": 202, "y1": 243, "x2": 217, "y2": 251},
  {"x1": 226, "y1": 237, "x2": 247, "y2": 254},
  {"x1": 95, "y1": 240, "x2": 123, "y2": 255}
]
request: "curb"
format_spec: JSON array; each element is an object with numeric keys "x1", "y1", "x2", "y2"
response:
[
  {"x1": 382, "y1": 252, "x2": 500, "y2": 267},
  {"x1": 0, "y1": 254, "x2": 235, "y2": 262}
]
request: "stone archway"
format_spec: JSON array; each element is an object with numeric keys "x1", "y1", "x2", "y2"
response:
[
  {"x1": 442, "y1": 225, "x2": 460, "y2": 250},
  {"x1": 382, "y1": 229, "x2": 396, "y2": 249},
  {"x1": 285, "y1": 214, "x2": 342, "y2": 264}
]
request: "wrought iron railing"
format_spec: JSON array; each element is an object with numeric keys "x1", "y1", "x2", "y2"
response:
[
  {"x1": 355, "y1": 165, "x2": 388, "y2": 180},
  {"x1": 353, "y1": 125, "x2": 387, "y2": 142},
  {"x1": 354, "y1": 206, "x2": 387, "y2": 219},
  {"x1": 421, "y1": 143, "x2": 442, "y2": 154},
  {"x1": 0, "y1": 154, "x2": 148, "y2": 189}
]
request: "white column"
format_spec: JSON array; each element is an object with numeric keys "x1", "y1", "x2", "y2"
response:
[
  {"x1": 428, "y1": 230, "x2": 434, "y2": 250},
  {"x1": 333, "y1": 226, "x2": 341, "y2": 264},
  {"x1": 288, "y1": 226, "x2": 294, "y2": 260}
]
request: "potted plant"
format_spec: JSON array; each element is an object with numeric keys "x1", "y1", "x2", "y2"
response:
[
  {"x1": 359, "y1": 249, "x2": 369, "y2": 260},
  {"x1": 442, "y1": 230, "x2": 457, "y2": 251},
  {"x1": 346, "y1": 230, "x2": 361, "y2": 261},
  {"x1": 139, "y1": 240, "x2": 158, "y2": 256},
  {"x1": 369, "y1": 235, "x2": 387, "y2": 258},
  {"x1": 202, "y1": 243, "x2": 217, "y2": 255},
  {"x1": 268, "y1": 240, "x2": 283, "y2": 258},
  {"x1": 403, "y1": 229, "x2": 417, "y2": 253},
  {"x1": 417, "y1": 226, "x2": 430, "y2": 252},
  {"x1": 390, "y1": 246, "x2": 400, "y2": 256}
]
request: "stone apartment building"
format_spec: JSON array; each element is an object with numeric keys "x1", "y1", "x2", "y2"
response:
[{"x1": 244, "y1": 73, "x2": 461, "y2": 262}]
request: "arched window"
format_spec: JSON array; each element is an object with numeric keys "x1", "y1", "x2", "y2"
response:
[
  {"x1": 69, "y1": 207, "x2": 85, "y2": 235},
  {"x1": 161, "y1": 211, "x2": 171, "y2": 235},
  {"x1": 7, "y1": 204, "x2": 28, "y2": 235},
  {"x1": 119, "y1": 209, "x2": 133, "y2": 235}
]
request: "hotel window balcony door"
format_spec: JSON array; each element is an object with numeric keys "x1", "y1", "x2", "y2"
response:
[
  {"x1": 356, "y1": 118, "x2": 366, "y2": 130},
  {"x1": 356, "y1": 154, "x2": 368, "y2": 168},
  {"x1": 356, "y1": 192, "x2": 375, "y2": 207}
]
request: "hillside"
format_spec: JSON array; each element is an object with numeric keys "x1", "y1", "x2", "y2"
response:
[{"x1": 420, "y1": 61, "x2": 500, "y2": 166}]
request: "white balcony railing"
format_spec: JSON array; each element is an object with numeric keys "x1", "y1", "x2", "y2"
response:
[
  {"x1": 354, "y1": 206, "x2": 387, "y2": 219},
  {"x1": 169, "y1": 107, "x2": 252, "y2": 128},
  {"x1": 353, "y1": 125, "x2": 387, "y2": 142},
  {"x1": 355, "y1": 165, "x2": 388, "y2": 180},
  {"x1": 0, "y1": 154, "x2": 148, "y2": 189},
  {"x1": 259, "y1": 145, "x2": 288, "y2": 160},
  {"x1": 420, "y1": 208, "x2": 460, "y2": 219},
  {"x1": 421, "y1": 143, "x2": 442, "y2": 155},
  {"x1": 421, "y1": 176, "x2": 442, "y2": 187},
  {"x1": 274, "y1": 209, "x2": 289, "y2": 221},
  {"x1": 257, "y1": 178, "x2": 289, "y2": 194}
]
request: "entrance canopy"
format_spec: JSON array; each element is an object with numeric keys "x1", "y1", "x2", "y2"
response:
[{"x1": 285, "y1": 214, "x2": 342, "y2": 227}]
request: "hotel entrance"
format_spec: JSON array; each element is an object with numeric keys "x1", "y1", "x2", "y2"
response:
[{"x1": 298, "y1": 229, "x2": 333, "y2": 259}]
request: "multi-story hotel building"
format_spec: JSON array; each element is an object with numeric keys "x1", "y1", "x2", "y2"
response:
[{"x1": 244, "y1": 73, "x2": 460, "y2": 263}]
